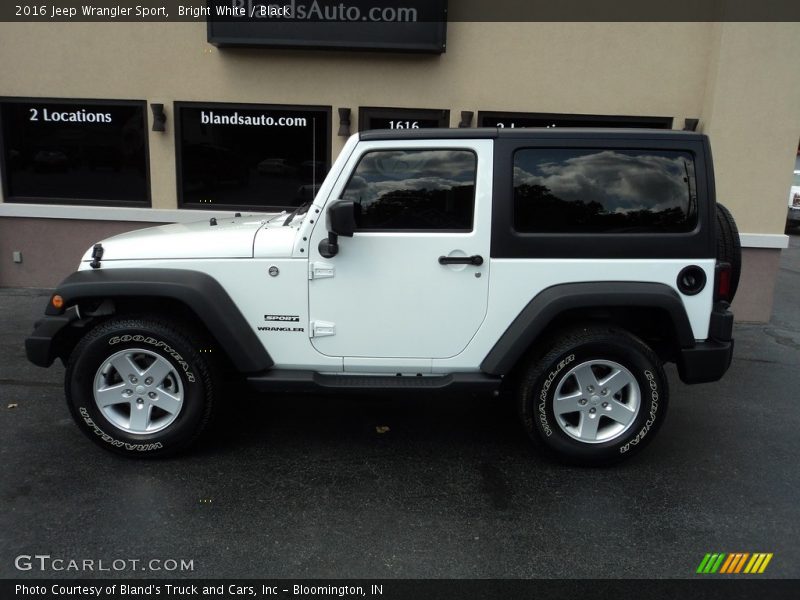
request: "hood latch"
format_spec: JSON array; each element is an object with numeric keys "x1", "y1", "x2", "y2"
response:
[{"x1": 90, "y1": 243, "x2": 104, "y2": 269}]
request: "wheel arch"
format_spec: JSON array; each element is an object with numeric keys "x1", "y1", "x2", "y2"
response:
[
  {"x1": 47, "y1": 268, "x2": 273, "y2": 373},
  {"x1": 480, "y1": 282, "x2": 695, "y2": 376}
]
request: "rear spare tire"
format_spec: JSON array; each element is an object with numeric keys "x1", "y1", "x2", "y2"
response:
[{"x1": 715, "y1": 203, "x2": 741, "y2": 301}]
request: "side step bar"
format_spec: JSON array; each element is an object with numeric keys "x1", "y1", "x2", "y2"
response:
[{"x1": 246, "y1": 370, "x2": 503, "y2": 394}]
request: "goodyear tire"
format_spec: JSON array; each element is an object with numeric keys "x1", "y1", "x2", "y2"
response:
[
  {"x1": 518, "y1": 326, "x2": 668, "y2": 466},
  {"x1": 65, "y1": 317, "x2": 215, "y2": 458},
  {"x1": 715, "y1": 203, "x2": 742, "y2": 301}
]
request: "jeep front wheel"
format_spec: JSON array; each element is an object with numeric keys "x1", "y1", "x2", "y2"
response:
[
  {"x1": 65, "y1": 317, "x2": 216, "y2": 458},
  {"x1": 518, "y1": 326, "x2": 668, "y2": 466}
]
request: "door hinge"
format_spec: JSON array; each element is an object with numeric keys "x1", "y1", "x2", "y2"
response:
[
  {"x1": 310, "y1": 320, "x2": 336, "y2": 338},
  {"x1": 309, "y1": 262, "x2": 335, "y2": 280}
]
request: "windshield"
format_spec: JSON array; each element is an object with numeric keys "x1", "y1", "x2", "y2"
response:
[{"x1": 793, "y1": 172, "x2": 800, "y2": 186}]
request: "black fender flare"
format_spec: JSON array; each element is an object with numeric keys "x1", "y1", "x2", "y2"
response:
[
  {"x1": 480, "y1": 281, "x2": 696, "y2": 376},
  {"x1": 47, "y1": 268, "x2": 273, "y2": 373}
]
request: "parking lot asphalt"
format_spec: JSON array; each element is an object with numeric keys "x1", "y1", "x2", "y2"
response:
[{"x1": 1, "y1": 237, "x2": 799, "y2": 580}]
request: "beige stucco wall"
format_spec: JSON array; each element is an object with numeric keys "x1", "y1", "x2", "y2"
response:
[{"x1": 701, "y1": 22, "x2": 800, "y2": 233}]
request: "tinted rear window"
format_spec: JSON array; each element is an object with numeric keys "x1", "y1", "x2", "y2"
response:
[{"x1": 513, "y1": 148, "x2": 697, "y2": 233}]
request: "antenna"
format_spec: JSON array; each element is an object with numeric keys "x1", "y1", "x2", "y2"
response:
[{"x1": 312, "y1": 117, "x2": 316, "y2": 195}]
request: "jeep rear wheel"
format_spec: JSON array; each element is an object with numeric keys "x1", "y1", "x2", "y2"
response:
[
  {"x1": 518, "y1": 326, "x2": 668, "y2": 466},
  {"x1": 65, "y1": 317, "x2": 216, "y2": 458}
]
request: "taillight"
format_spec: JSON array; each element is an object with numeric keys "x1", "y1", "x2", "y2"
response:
[{"x1": 715, "y1": 262, "x2": 732, "y2": 302}]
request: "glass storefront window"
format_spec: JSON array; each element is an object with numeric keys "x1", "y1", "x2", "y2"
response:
[
  {"x1": 359, "y1": 107, "x2": 449, "y2": 131},
  {"x1": 176, "y1": 102, "x2": 331, "y2": 210},
  {"x1": 478, "y1": 111, "x2": 672, "y2": 130},
  {"x1": 0, "y1": 98, "x2": 150, "y2": 206}
]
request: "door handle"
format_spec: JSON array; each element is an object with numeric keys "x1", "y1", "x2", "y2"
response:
[{"x1": 438, "y1": 255, "x2": 484, "y2": 266}]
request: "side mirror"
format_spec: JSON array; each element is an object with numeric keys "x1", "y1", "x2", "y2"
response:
[
  {"x1": 318, "y1": 201, "x2": 357, "y2": 259},
  {"x1": 329, "y1": 201, "x2": 356, "y2": 237}
]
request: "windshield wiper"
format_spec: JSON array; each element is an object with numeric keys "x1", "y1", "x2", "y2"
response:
[{"x1": 283, "y1": 202, "x2": 311, "y2": 226}]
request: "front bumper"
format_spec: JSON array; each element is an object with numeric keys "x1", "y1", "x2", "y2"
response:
[
  {"x1": 787, "y1": 207, "x2": 800, "y2": 226},
  {"x1": 677, "y1": 302, "x2": 734, "y2": 384},
  {"x1": 24, "y1": 305, "x2": 80, "y2": 367}
]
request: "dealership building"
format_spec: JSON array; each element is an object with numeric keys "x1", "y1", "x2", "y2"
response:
[{"x1": 0, "y1": 10, "x2": 799, "y2": 322}]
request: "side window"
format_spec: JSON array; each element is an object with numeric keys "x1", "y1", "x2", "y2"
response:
[
  {"x1": 513, "y1": 148, "x2": 697, "y2": 233},
  {"x1": 341, "y1": 149, "x2": 476, "y2": 231}
]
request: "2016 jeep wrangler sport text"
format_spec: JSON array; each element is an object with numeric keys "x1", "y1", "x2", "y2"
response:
[{"x1": 25, "y1": 128, "x2": 739, "y2": 465}]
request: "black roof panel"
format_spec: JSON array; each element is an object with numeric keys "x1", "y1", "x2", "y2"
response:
[{"x1": 359, "y1": 127, "x2": 703, "y2": 142}]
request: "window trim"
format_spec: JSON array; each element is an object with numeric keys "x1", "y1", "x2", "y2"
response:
[
  {"x1": 511, "y1": 146, "x2": 699, "y2": 235},
  {"x1": 478, "y1": 110, "x2": 673, "y2": 130},
  {"x1": 342, "y1": 147, "x2": 478, "y2": 234},
  {"x1": 0, "y1": 96, "x2": 152, "y2": 208},
  {"x1": 358, "y1": 106, "x2": 450, "y2": 132},
  {"x1": 490, "y1": 136, "x2": 715, "y2": 260},
  {"x1": 174, "y1": 100, "x2": 332, "y2": 212}
]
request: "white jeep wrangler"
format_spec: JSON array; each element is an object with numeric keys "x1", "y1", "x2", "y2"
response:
[{"x1": 26, "y1": 128, "x2": 739, "y2": 465}]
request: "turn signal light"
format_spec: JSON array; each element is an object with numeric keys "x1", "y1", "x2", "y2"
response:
[
  {"x1": 50, "y1": 294, "x2": 64, "y2": 310},
  {"x1": 715, "y1": 263, "x2": 732, "y2": 302}
]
